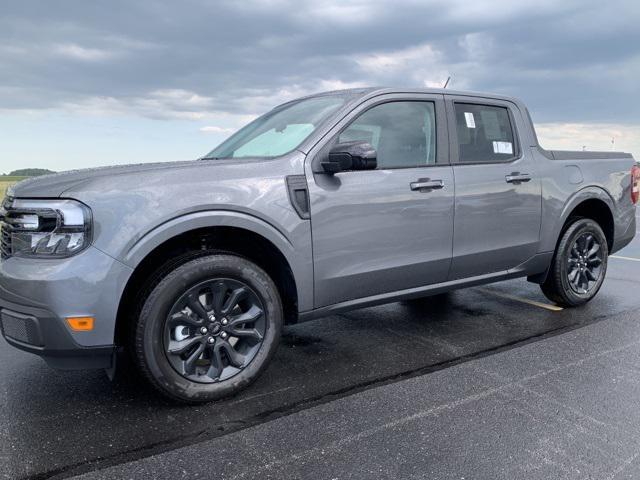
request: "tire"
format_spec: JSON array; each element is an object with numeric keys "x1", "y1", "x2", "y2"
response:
[
  {"x1": 541, "y1": 218, "x2": 608, "y2": 307},
  {"x1": 133, "y1": 254, "x2": 283, "y2": 404}
]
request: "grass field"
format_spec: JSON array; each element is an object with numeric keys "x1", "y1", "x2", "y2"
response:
[{"x1": 0, "y1": 176, "x2": 27, "y2": 198}]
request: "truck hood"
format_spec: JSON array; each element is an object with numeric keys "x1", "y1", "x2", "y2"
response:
[{"x1": 8, "y1": 159, "x2": 253, "y2": 198}]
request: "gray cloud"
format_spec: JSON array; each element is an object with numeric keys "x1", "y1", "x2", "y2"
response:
[{"x1": 1, "y1": 0, "x2": 639, "y2": 124}]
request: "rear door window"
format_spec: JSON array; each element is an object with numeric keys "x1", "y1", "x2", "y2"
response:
[{"x1": 454, "y1": 103, "x2": 516, "y2": 163}]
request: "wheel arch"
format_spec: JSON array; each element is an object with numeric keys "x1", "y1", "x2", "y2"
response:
[
  {"x1": 114, "y1": 212, "x2": 311, "y2": 347},
  {"x1": 529, "y1": 187, "x2": 615, "y2": 284},
  {"x1": 556, "y1": 187, "x2": 615, "y2": 252}
]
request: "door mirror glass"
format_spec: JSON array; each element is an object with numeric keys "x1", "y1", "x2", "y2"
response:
[{"x1": 322, "y1": 141, "x2": 377, "y2": 174}]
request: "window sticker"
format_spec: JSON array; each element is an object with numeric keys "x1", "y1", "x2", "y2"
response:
[
  {"x1": 492, "y1": 141, "x2": 513, "y2": 155},
  {"x1": 464, "y1": 112, "x2": 476, "y2": 128}
]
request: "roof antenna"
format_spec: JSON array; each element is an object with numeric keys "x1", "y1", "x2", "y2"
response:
[{"x1": 443, "y1": 76, "x2": 451, "y2": 89}]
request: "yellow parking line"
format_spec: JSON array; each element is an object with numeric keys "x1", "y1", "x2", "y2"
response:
[
  {"x1": 477, "y1": 288, "x2": 563, "y2": 312},
  {"x1": 610, "y1": 255, "x2": 640, "y2": 262}
]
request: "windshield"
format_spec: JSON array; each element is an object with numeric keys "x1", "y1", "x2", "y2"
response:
[{"x1": 204, "y1": 94, "x2": 352, "y2": 159}]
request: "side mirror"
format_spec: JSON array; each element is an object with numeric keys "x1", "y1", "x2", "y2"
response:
[{"x1": 321, "y1": 141, "x2": 377, "y2": 174}]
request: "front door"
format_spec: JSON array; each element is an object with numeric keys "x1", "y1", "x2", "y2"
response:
[
  {"x1": 307, "y1": 95, "x2": 455, "y2": 308},
  {"x1": 446, "y1": 97, "x2": 542, "y2": 280}
]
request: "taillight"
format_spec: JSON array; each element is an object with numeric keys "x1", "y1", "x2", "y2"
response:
[{"x1": 632, "y1": 165, "x2": 640, "y2": 205}]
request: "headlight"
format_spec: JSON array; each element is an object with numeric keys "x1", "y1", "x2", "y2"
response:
[{"x1": 0, "y1": 198, "x2": 92, "y2": 259}]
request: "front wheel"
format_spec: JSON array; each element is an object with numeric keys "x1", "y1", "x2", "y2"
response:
[
  {"x1": 541, "y1": 218, "x2": 608, "y2": 307},
  {"x1": 133, "y1": 254, "x2": 282, "y2": 403}
]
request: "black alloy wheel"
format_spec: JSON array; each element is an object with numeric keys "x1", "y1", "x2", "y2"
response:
[
  {"x1": 566, "y1": 232, "x2": 604, "y2": 295},
  {"x1": 134, "y1": 254, "x2": 283, "y2": 403},
  {"x1": 541, "y1": 218, "x2": 608, "y2": 307},
  {"x1": 164, "y1": 278, "x2": 266, "y2": 383}
]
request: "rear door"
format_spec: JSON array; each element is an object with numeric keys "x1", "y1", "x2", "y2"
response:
[
  {"x1": 446, "y1": 96, "x2": 542, "y2": 279},
  {"x1": 306, "y1": 94, "x2": 455, "y2": 308}
]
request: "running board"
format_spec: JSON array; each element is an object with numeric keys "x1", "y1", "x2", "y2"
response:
[{"x1": 298, "y1": 252, "x2": 553, "y2": 323}]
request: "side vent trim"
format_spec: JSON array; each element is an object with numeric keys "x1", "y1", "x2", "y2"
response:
[{"x1": 286, "y1": 175, "x2": 311, "y2": 220}]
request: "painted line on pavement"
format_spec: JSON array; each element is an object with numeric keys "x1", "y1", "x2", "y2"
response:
[
  {"x1": 611, "y1": 255, "x2": 640, "y2": 262},
  {"x1": 477, "y1": 288, "x2": 564, "y2": 312}
]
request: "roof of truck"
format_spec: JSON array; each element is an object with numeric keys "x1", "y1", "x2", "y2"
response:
[{"x1": 295, "y1": 86, "x2": 520, "y2": 103}]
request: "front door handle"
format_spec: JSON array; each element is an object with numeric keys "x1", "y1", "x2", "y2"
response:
[
  {"x1": 505, "y1": 173, "x2": 532, "y2": 184},
  {"x1": 410, "y1": 179, "x2": 444, "y2": 191}
]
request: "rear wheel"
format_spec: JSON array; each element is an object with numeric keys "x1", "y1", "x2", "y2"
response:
[
  {"x1": 541, "y1": 218, "x2": 608, "y2": 307},
  {"x1": 134, "y1": 254, "x2": 282, "y2": 403}
]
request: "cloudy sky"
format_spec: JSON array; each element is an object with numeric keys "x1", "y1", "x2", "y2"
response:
[{"x1": 1, "y1": 0, "x2": 639, "y2": 172}]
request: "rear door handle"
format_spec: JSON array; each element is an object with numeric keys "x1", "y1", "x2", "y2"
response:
[
  {"x1": 505, "y1": 173, "x2": 532, "y2": 184},
  {"x1": 410, "y1": 179, "x2": 444, "y2": 191}
]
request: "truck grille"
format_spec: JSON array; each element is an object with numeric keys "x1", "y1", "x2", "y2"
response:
[
  {"x1": 0, "y1": 196, "x2": 13, "y2": 260},
  {"x1": 1, "y1": 223, "x2": 12, "y2": 260}
]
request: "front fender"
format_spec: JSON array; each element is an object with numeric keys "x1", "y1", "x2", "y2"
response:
[{"x1": 118, "y1": 210, "x2": 314, "y2": 312}]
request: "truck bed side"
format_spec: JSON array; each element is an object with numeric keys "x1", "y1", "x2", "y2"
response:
[{"x1": 532, "y1": 146, "x2": 636, "y2": 256}]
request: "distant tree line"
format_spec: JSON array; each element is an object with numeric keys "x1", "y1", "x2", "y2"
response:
[{"x1": 1, "y1": 168, "x2": 55, "y2": 177}]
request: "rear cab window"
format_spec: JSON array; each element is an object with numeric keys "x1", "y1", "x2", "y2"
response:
[{"x1": 453, "y1": 103, "x2": 517, "y2": 163}]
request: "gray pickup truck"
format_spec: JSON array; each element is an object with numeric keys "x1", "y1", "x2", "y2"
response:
[{"x1": 1, "y1": 87, "x2": 638, "y2": 403}]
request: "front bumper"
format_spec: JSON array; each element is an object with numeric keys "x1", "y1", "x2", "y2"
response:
[
  {"x1": 0, "y1": 246, "x2": 133, "y2": 370},
  {"x1": 0, "y1": 297, "x2": 114, "y2": 369}
]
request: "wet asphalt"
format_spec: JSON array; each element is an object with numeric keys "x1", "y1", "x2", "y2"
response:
[{"x1": 1, "y1": 224, "x2": 639, "y2": 479}]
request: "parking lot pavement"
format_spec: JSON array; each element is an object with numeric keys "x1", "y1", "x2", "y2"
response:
[
  {"x1": 1, "y1": 233, "x2": 638, "y2": 479},
  {"x1": 71, "y1": 308, "x2": 640, "y2": 480}
]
